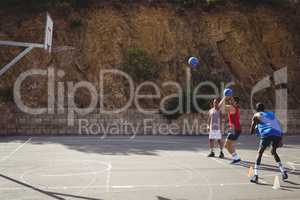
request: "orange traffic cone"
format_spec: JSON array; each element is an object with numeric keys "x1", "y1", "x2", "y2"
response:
[{"x1": 272, "y1": 175, "x2": 281, "y2": 190}]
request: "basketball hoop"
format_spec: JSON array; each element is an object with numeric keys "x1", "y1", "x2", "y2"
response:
[{"x1": 0, "y1": 12, "x2": 53, "y2": 77}]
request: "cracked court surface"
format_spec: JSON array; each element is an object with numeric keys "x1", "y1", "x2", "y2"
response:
[{"x1": 0, "y1": 135, "x2": 299, "y2": 200}]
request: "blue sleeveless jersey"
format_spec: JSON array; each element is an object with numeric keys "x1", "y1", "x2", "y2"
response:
[{"x1": 257, "y1": 112, "x2": 282, "y2": 137}]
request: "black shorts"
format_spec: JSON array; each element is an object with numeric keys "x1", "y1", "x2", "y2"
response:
[
  {"x1": 260, "y1": 136, "x2": 282, "y2": 149},
  {"x1": 226, "y1": 130, "x2": 240, "y2": 141}
]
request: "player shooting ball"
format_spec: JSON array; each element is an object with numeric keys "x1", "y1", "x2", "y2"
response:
[
  {"x1": 249, "y1": 103, "x2": 288, "y2": 183},
  {"x1": 217, "y1": 88, "x2": 242, "y2": 164}
]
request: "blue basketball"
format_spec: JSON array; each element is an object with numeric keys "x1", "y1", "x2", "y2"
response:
[
  {"x1": 224, "y1": 88, "x2": 233, "y2": 97},
  {"x1": 188, "y1": 57, "x2": 199, "y2": 67}
]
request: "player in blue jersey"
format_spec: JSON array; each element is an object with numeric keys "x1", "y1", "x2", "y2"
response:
[{"x1": 250, "y1": 103, "x2": 288, "y2": 183}]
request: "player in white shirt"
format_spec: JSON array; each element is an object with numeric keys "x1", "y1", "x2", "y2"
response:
[{"x1": 207, "y1": 98, "x2": 224, "y2": 158}]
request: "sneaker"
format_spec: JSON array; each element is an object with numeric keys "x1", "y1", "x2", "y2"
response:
[
  {"x1": 230, "y1": 158, "x2": 241, "y2": 164},
  {"x1": 207, "y1": 152, "x2": 215, "y2": 157},
  {"x1": 282, "y1": 171, "x2": 288, "y2": 181},
  {"x1": 250, "y1": 175, "x2": 258, "y2": 183},
  {"x1": 219, "y1": 152, "x2": 224, "y2": 158}
]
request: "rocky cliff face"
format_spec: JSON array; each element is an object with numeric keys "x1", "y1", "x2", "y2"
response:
[{"x1": 0, "y1": 2, "x2": 299, "y2": 110}]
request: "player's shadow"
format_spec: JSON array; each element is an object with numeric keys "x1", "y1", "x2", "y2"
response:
[
  {"x1": 220, "y1": 157, "x2": 300, "y2": 176},
  {"x1": 284, "y1": 180, "x2": 300, "y2": 186},
  {"x1": 0, "y1": 174, "x2": 103, "y2": 200},
  {"x1": 157, "y1": 196, "x2": 172, "y2": 200},
  {"x1": 238, "y1": 160, "x2": 300, "y2": 176},
  {"x1": 157, "y1": 196, "x2": 188, "y2": 200}
]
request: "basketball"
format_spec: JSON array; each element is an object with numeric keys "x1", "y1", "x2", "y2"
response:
[
  {"x1": 188, "y1": 56, "x2": 199, "y2": 67},
  {"x1": 224, "y1": 88, "x2": 233, "y2": 97}
]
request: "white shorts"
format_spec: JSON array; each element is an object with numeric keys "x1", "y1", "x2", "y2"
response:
[{"x1": 209, "y1": 130, "x2": 222, "y2": 140}]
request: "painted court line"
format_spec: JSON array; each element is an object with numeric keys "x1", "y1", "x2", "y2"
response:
[
  {"x1": 77, "y1": 162, "x2": 100, "y2": 195},
  {"x1": 106, "y1": 161, "x2": 112, "y2": 193},
  {"x1": 42, "y1": 171, "x2": 101, "y2": 177},
  {"x1": 0, "y1": 137, "x2": 32, "y2": 162}
]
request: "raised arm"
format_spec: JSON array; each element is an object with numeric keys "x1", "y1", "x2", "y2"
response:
[
  {"x1": 217, "y1": 96, "x2": 226, "y2": 110},
  {"x1": 217, "y1": 96, "x2": 235, "y2": 114}
]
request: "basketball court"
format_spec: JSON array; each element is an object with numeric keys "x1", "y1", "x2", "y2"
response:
[
  {"x1": 0, "y1": 135, "x2": 299, "y2": 200},
  {"x1": 0, "y1": 10, "x2": 300, "y2": 200}
]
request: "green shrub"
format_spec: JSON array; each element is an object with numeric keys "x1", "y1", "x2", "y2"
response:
[
  {"x1": 160, "y1": 96, "x2": 182, "y2": 120},
  {"x1": 70, "y1": 18, "x2": 83, "y2": 29},
  {"x1": 121, "y1": 48, "x2": 158, "y2": 82},
  {"x1": 0, "y1": 88, "x2": 13, "y2": 103}
]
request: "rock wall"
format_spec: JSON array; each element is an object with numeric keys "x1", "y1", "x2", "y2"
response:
[
  {"x1": 0, "y1": 104, "x2": 299, "y2": 136},
  {"x1": 0, "y1": 3, "x2": 299, "y2": 110}
]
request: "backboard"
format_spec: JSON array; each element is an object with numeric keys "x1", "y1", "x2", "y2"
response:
[
  {"x1": 44, "y1": 12, "x2": 53, "y2": 53},
  {"x1": 0, "y1": 12, "x2": 54, "y2": 77}
]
